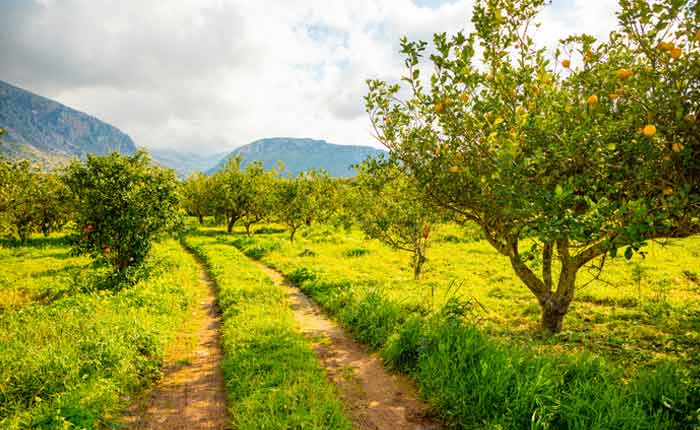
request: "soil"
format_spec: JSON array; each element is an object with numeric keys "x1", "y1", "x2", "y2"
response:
[
  {"x1": 254, "y1": 261, "x2": 443, "y2": 430},
  {"x1": 122, "y1": 253, "x2": 229, "y2": 430}
]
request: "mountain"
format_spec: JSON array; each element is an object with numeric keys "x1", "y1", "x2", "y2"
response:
[
  {"x1": 149, "y1": 148, "x2": 229, "y2": 178},
  {"x1": 0, "y1": 81, "x2": 385, "y2": 177},
  {"x1": 0, "y1": 80, "x2": 136, "y2": 166},
  {"x1": 207, "y1": 137, "x2": 386, "y2": 177}
]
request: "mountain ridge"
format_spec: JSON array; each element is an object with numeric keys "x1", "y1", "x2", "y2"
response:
[
  {"x1": 0, "y1": 80, "x2": 137, "y2": 166},
  {"x1": 207, "y1": 137, "x2": 386, "y2": 177},
  {"x1": 0, "y1": 81, "x2": 385, "y2": 177}
]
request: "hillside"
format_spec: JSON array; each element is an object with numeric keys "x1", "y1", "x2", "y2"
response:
[
  {"x1": 0, "y1": 80, "x2": 136, "y2": 166},
  {"x1": 208, "y1": 137, "x2": 385, "y2": 177}
]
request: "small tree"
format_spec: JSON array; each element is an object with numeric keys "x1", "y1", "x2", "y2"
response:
[
  {"x1": 0, "y1": 159, "x2": 33, "y2": 240},
  {"x1": 366, "y1": 0, "x2": 699, "y2": 332},
  {"x1": 240, "y1": 161, "x2": 275, "y2": 235},
  {"x1": 0, "y1": 161, "x2": 69, "y2": 241},
  {"x1": 63, "y1": 151, "x2": 180, "y2": 274},
  {"x1": 32, "y1": 172, "x2": 73, "y2": 237},
  {"x1": 211, "y1": 157, "x2": 256, "y2": 233},
  {"x1": 354, "y1": 159, "x2": 439, "y2": 279},
  {"x1": 272, "y1": 170, "x2": 334, "y2": 242},
  {"x1": 181, "y1": 172, "x2": 213, "y2": 224},
  {"x1": 327, "y1": 178, "x2": 357, "y2": 231}
]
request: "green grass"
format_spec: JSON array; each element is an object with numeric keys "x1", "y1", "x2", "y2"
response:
[
  {"x1": 0, "y1": 235, "x2": 91, "y2": 310},
  {"x1": 219, "y1": 223, "x2": 700, "y2": 368},
  {"x1": 213, "y1": 223, "x2": 700, "y2": 429},
  {"x1": 182, "y1": 233, "x2": 351, "y2": 430},
  {"x1": 0, "y1": 238, "x2": 199, "y2": 429}
]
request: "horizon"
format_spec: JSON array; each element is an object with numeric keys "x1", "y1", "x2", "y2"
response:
[{"x1": 0, "y1": 0, "x2": 618, "y2": 153}]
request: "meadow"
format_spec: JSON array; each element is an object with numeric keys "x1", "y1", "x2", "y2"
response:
[
  {"x1": 220, "y1": 222, "x2": 700, "y2": 429},
  {"x1": 0, "y1": 235, "x2": 91, "y2": 311},
  {"x1": 0, "y1": 237, "x2": 200, "y2": 429},
  {"x1": 2, "y1": 222, "x2": 698, "y2": 429},
  {"x1": 221, "y1": 223, "x2": 700, "y2": 367}
]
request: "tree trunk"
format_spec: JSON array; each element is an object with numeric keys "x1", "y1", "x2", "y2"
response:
[
  {"x1": 198, "y1": 214, "x2": 204, "y2": 225},
  {"x1": 413, "y1": 248, "x2": 426, "y2": 280},
  {"x1": 245, "y1": 223, "x2": 252, "y2": 236},
  {"x1": 227, "y1": 215, "x2": 237, "y2": 233},
  {"x1": 541, "y1": 296, "x2": 567, "y2": 333},
  {"x1": 16, "y1": 222, "x2": 30, "y2": 242},
  {"x1": 116, "y1": 260, "x2": 130, "y2": 272},
  {"x1": 290, "y1": 227, "x2": 297, "y2": 243},
  {"x1": 541, "y1": 268, "x2": 576, "y2": 333},
  {"x1": 506, "y1": 237, "x2": 577, "y2": 334}
]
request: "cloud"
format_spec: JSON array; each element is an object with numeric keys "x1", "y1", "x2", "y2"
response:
[{"x1": 0, "y1": 0, "x2": 619, "y2": 153}]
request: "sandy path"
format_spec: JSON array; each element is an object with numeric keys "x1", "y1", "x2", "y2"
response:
[
  {"x1": 254, "y1": 261, "x2": 442, "y2": 430},
  {"x1": 123, "y1": 253, "x2": 229, "y2": 430}
]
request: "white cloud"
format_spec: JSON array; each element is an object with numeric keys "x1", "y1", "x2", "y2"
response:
[{"x1": 0, "y1": 0, "x2": 619, "y2": 153}]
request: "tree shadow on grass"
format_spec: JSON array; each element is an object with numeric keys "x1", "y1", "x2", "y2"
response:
[
  {"x1": 182, "y1": 229, "x2": 227, "y2": 238},
  {"x1": 0, "y1": 236, "x2": 72, "y2": 249},
  {"x1": 33, "y1": 263, "x2": 88, "y2": 279}
]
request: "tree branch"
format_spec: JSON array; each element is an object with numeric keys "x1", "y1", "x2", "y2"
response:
[
  {"x1": 542, "y1": 242, "x2": 553, "y2": 291},
  {"x1": 508, "y1": 237, "x2": 550, "y2": 303}
]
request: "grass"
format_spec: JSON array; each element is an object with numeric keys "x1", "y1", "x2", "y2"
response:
[
  {"x1": 0, "y1": 235, "x2": 91, "y2": 310},
  {"x1": 214, "y1": 222, "x2": 700, "y2": 429},
  {"x1": 182, "y1": 233, "x2": 351, "y2": 430},
  {"x1": 0, "y1": 238, "x2": 199, "y2": 429},
  {"x1": 217, "y1": 223, "x2": 700, "y2": 369}
]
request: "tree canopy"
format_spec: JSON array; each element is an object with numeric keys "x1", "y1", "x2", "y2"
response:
[{"x1": 365, "y1": 0, "x2": 699, "y2": 332}]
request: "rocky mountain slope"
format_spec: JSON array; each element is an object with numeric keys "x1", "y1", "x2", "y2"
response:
[{"x1": 0, "y1": 80, "x2": 136, "y2": 166}]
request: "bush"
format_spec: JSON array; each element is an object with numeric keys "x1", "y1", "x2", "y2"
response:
[
  {"x1": 63, "y1": 151, "x2": 180, "y2": 279},
  {"x1": 254, "y1": 226, "x2": 287, "y2": 235},
  {"x1": 299, "y1": 248, "x2": 317, "y2": 257},
  {"x1": 288, "y1": 267, "x2": 317, "y2": 284},
  {"x1": 342, "y1": 247, "x2": 370, "y2": 257}
]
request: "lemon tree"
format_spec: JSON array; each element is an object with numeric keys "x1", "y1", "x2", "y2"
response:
[
  {"x1": 366, "y1": 0, "x2": 699, "y2": 332},
  {"x1": 181, "y1": 172, "x2": 214, "y2": 225},
  {"x1": 240, "y1": 161, "x2": 276, "y2": 235},
  {"x1": 354, "y1": 158, "x2": 439, "y2": 279},
  {"x1": 272, "y1": 170, "x2": 335, "y2": 242}
]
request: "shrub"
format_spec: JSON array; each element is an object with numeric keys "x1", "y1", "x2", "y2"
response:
[
  {"x1": 342, "y1": 247, "x2": 370, "y2": 257},
  {"x1": 63, "y1": 151, "x2": 180, "y2": 280},
  {"x1": 299, "y1": 248, "x2": 317, "y2": 257}
]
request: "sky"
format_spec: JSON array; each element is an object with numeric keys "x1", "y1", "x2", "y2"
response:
[{"x1": 0, "y1": 0, "x2": 619, "y2": 154}]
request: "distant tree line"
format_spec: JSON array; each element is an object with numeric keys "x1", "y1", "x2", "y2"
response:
[
  {"x1": 0, "y1": 146, "x2": 430, "y2": 283},
  {"x1": 180, "y1": 155, "x2": 438, "y2": 279}
]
